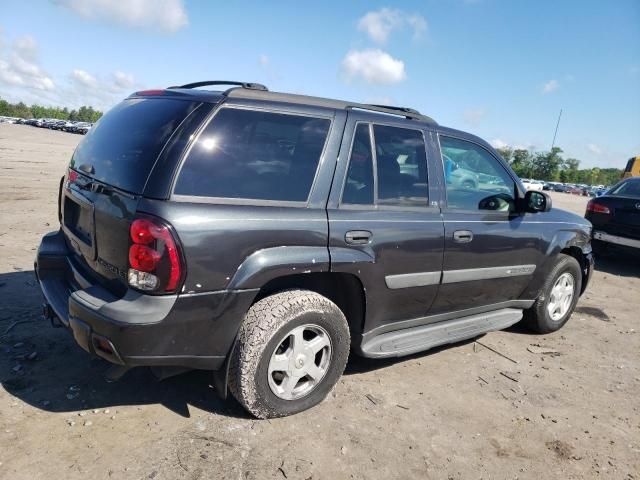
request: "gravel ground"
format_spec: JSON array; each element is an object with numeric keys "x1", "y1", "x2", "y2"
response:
[{"x1": 0, "y1": 124, "x2": 638, "y2": 480}]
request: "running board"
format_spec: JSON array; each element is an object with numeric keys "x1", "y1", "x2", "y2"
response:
[{"x1": 361, "y1": 308, "x2": 523, "y2": 358}]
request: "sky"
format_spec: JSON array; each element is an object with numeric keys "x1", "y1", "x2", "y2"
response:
[{"x1": 0, "y1": 0, "x2": 638, "y2": 168}]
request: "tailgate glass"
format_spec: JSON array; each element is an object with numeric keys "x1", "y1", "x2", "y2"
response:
[{"x1": 70, "y1": 98, "x2": 200, "y2": 193}]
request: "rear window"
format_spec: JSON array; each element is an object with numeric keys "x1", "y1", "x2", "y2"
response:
[
  {"x1": 609, "y1": 179, "x2": 640, "y2": 197},
  {"x1": 174, "y1": 108, "x2": 331, "y2": 202},
  {"x1": 70, "y1": 98, "x2": 200, "y2": 193}
]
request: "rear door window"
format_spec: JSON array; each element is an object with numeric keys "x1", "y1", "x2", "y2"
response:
[
  {"x1": 342, "y1": 124, "x2": 374, "y2": 205},
  {"x1": 70, "y1": 98, "x2": 200, "y2": 193},
  {"x1": 373, "y1": 125, "x2": 428, "y2": 207},
  {"x1": 174, "y1": 108, "x2": 331, "y2": 202}
]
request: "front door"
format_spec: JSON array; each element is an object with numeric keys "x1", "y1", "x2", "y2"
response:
[
  {"x1": 327, "y1": 113, "x2": 444, "y2": 336},
  {"x1": 430, "y1": 134, "x2": 545, "y2": 314}
]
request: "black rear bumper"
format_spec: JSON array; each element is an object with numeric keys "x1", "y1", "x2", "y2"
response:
[{"x1": 35, "y1": 230, "x2": 257, "y2": 370}]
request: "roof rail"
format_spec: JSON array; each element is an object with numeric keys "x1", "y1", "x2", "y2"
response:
[
  {"x1": 223, "y1": 87, "x2": 438, "y2": 125},
  {"x1": 167, "y1": 81, "x2": 268, "y2": 93},
  {"x1": 349, "y1": 104, "x2": 434, "y2": 123},
  {"x1": 369, "y1": 104, "x2": 422, "y2": 116}
]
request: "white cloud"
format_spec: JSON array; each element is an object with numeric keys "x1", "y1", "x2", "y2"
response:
[
  {"x1": 259, "y1": 54, "x2": 269, "y2": 68},
  {"x1": 490, "y1": 139, "x2": 533, "y2": 150},
  {"x1": 586, "y1": 143, "x2": 602, "y2": 155},
  {"x1": 491, "y1": 138, "x2": 509, "y2": 149},
  {"x1": 53, "y1": 0, "x2": 188, "y2": 33},
  {"x1": 0, "y1": 31, "x2": 136, "y2": 111},
  {"x1": 0, "y1": 35, "x2": 55, "y2": 91},
  {"x1": 71, "y1": 69, "x2": 98, "y2": 88},
  {"x1": 542, "y1": 79, "x2": 559, "y2": 94},
  {"x1": 63, "y1": 68, "x2": 137, "y2": 108},
  {"x1": 357, "y1": 8, "x2": 426, "y2": 44},
  {"x1": 341, "y1": 49, "x2": 406, "y2": 85},
  {"x1": 463, "y1": 108, "x2": 486, "y2": 126},
  {"x1": 112, "y1": 71, "x2": 135, "y2": 89}
]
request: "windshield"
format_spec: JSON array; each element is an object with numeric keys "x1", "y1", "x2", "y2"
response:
[{"x1": 70, "y1": 97, "x2": 200, "y2": 193}]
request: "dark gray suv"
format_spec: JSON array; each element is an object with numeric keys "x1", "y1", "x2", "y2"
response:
[{"x1": 36, "y1": 81, "x2": 594, "y2": 418}]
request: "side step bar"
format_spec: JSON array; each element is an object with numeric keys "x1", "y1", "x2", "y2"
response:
[{"x1": 361, "y1": 308, "x2": 523, "y2": 358}]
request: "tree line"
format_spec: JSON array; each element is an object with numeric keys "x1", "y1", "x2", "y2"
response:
[
  {"x1": 496, "y1": 146, "x2": 622, "y2": 186},
  {"x1": 0, "y1": 97, "x2": 103, "y2": 123}
]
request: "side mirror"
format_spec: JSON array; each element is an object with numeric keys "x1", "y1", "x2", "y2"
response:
[{"x1": 524, "y1": 190, "x2": 552, "y2": 213}]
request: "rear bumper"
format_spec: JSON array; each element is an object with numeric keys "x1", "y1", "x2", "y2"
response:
[
  {"x1": 35, "y1": 230, "x2": 257, "y2": 370},
  {"x1": 593, "y1": 230, "x2": 640, "y2": 249}
]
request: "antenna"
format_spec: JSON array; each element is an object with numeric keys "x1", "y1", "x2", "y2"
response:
[{"x1": 551, "y1": 108, "x2": 562, "y2": 150}]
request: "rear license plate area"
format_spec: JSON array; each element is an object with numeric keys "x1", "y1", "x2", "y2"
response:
[{"x1": 63, "y1": 194, "x2": 93, "y2": 246}]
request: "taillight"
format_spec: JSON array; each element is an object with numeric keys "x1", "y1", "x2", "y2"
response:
[
  {"x1": 127, "y1": 216, "x2": 184, "y2": 293},
  {"x1": 586, "y1": 200, "x2": 610, "y2": 215},
  {"x1": 68, "y1": 169, "x2": 78, "y2": 183}
]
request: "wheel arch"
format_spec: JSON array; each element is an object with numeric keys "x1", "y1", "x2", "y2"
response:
[{"x1": 254, "y1": 272, "x2": 367, "y2": 337}]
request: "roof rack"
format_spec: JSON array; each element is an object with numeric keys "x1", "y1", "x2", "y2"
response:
[
  {"x1": 350, "y1": 104, "x2": 431, "y2": 122},
  {"x1": 369, "y1": 104, "x2": 422, "y2": 116},
  {"x1": 167, "y1": 81, "x2": 268, "y2": 93}
]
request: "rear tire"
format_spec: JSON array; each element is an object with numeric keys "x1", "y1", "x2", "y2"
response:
[
  {"x1": 228, "y1": 290, "x2": 350, "y2": 419},
  {"x1": 523, "y1": 254, "x2": 582, "y2": 334}
]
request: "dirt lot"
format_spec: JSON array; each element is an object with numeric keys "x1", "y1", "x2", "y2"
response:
[{"x1": 0, "y1": 124, "x2": 638, "y2": 480}]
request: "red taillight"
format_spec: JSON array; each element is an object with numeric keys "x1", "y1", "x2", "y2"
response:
[
  {"x1": 128, "y1": 217, "x2": 183, "y2": 292},
  {"x1": 129, "y1": 244, "x2": 160, "y2": 271},
  {"x1": 130, "y1": 218, "x2": 158, "y2": 245},
  {"x1": 68, "y1": 169, "x2": 78, "y2": 183},
  {"x1": 586, "y1": 200, "x2": 610, "y2": 215}
]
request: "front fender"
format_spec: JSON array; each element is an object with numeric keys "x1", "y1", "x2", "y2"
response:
[{"x1": 226, "y1": 246, "x2": 330, "y2": 290}]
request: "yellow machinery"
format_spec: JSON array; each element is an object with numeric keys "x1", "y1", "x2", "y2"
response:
[{"x1": 623, "y1": 156, "x2": 640, "y2": 178}]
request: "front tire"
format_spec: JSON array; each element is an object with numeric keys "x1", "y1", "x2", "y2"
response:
[
  {"x1": 228, "y1": 290, "x2": 350, "y2": 419},
  {"x1": 524, "y1": 254, "x2": 582, "y2": 333}
]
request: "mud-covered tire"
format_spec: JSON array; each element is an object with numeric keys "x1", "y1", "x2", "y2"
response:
[
  {"x1": 228, "y1": 290, "x2": 350, "y2": 419},
  {"x1": 523, "y1": 254, "x2": 582, "y2": 334}
]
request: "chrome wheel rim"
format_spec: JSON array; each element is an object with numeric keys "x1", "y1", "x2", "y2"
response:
[
  {"x1": 547, "y1": 272, "x2": 575, "y2": 321},
  {"x1": 267, "y1": 324, "x2": 332, "y2": 400}
]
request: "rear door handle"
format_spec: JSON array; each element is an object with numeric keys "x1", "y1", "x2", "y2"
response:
[
  {"x1": 345, "y1": 230, "x2": 372, "y2": 245},
  {"x1": 453, "y1": 230, "x2": 473, "y2": 243}
]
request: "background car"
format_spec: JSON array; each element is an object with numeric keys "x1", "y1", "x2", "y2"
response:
[
  {"x1": 520, "y1": 178, "x2": 544, "y2": 191},
  {"x1": 444, "y1": 154, "x2": 480, "y2": 189},
  {"x1": 586, "y1": 176, "x2": 640, "y2": 253}
]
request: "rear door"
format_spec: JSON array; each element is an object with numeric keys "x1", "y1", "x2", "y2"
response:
[
  {"x1": 429, "y1": 133, "x2": 544, "y2": 314},
  {"x1": 327, "y1": 112, "x2": 444, "y2": 335}
]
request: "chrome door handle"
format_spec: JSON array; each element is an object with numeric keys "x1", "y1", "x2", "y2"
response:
[
  {"x1": 453, "y1": 230, "x2": 473, "y2": 243},
  {"x1": 345, "y1": 230, "x2": 372, "y2": 245}
]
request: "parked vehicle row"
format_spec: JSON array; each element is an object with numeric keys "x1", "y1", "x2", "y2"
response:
[
  {"x1": 538, "y1": 181, "x2": 609, "y2": 197},
  {"x1": 10, "y1": 117, "x2": 93, "y2": 134}
]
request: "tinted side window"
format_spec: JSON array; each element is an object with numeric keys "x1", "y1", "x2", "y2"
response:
[
  {"x1": 174, "y1": 109, "x2": 331, "y2": 202},
  {"x1": 373, "y1": 125, "x2": 428, "y2": 207},
  {"x1": 440, "y1": 136, "x2": 516, "y2": 212},
  {"x1": 342, "y1": 124, "x2": 374, "y2": 204}
]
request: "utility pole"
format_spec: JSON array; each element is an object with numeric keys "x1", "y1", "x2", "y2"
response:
[{"x1": 551, "y1": 108, "x2": 562, "y2": 150}]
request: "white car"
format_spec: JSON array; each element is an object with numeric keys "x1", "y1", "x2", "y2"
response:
[{"x1": 521, "y1": 178, "x2": 544, "y2": 191}]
